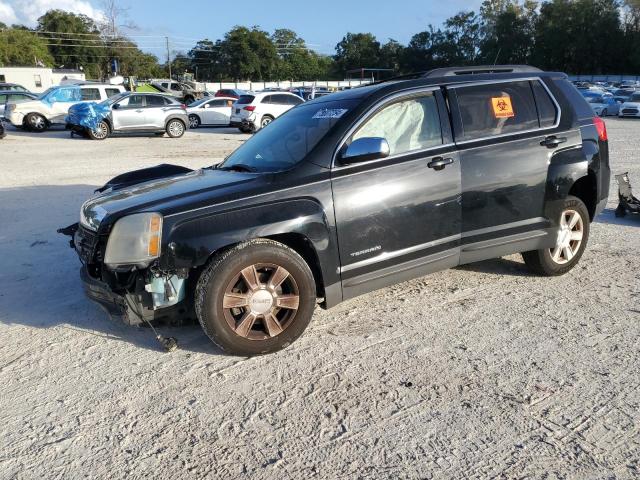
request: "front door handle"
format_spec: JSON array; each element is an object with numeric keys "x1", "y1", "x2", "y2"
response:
[
  {"x1": 135, "y1": 109, "x2": 144, "y2": 113},
  {"x1": 428, "y1": 157, "x2": 454, "y2": 171},
  {"x1": 540, "y1": 136, "x2": 567, "y2": 148}
]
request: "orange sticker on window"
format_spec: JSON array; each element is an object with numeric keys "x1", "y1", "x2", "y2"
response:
[{"x1": 491, "y1": 97, "x2": 515, "y2": 118}]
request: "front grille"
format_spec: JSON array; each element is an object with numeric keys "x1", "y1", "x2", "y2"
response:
[
  {"x1": 74, "y1": 225, "x2": 99, "y2": 263},
  {"x1": 622, "y1": 108, "x2": 638, "y2": 114}
]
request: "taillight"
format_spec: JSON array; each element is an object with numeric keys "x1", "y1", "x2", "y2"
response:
[
  {"x1": 594, "y1": 116, "x2": 607, "y2": 141},
  {"x1": 243, "y1": 105, "x2": 256, "y2": 112}
]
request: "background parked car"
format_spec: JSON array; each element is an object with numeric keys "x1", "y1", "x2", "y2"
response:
[
  {"x1": 618, "y1": 92, "x2": 640, "y2": 118},
  {"x1": 229, "y1": 92, "x2": 304, "y2": 132},
  {"x1": 66, "y1": 92, "x2": 188, "y2": 140},
  {"x1": 187, "y1": 97, "x2": 235, "y2": 128},
  {"x1": 586, "y1": 95, "x2": 621, "y2": 116},
  {"x1": 214, "y1": 88, "x2": 247, "y2": 99},
  {"x1": 6, "y1": 83, "x2": 125, "y2": 132},
  {"x1": 0, "y1": 83, "x2": 29, "y2": 92},
  {"x1": 0, "y1": 91, "x2": 38, "y2": 119}
]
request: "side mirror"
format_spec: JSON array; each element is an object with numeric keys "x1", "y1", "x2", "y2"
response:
[
  {"x1": 203, "y1": 104, "x2": 210, "y2": 109},
  {"x1": 340, "y1": 137, "x2": 390, "y2": 164},
  {"x1": 112, "y1": 103, "x2": 120, "y2": 110}
]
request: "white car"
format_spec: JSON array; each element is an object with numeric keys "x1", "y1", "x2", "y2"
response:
[
  {"x1": 618, "y1": 92, "x2": 640, "y2": 118},
  {"x1": 186, "y1": 97, "x2": 236, "y2": 128},
  {"x1": 6, "y1": 83, "x2": 125, "y2": 132},
  {"x1": 229, "y1": 92, "x2": 304, "y2": 132}
]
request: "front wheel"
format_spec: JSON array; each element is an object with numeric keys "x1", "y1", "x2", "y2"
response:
[
  {"x1": 166, "y1": 119, "x2": 185, "y2": 138},
  {"x1": 522, "y1": 196, "x2": 590, "y2": 276},
  {"x1": 195, "y1": 239, "x2": 317, "y2": 355},
  {"x1": 601, "y1": 109, "x2": 608, "y2": 117},
  {"x1": 188, "y1": 114, "x2": 200, "y2": 129},
  {"x1": 260, "y1": 115, "x2": 274, "y2": 129},
  {"x1": 87, "y1": 120, "x2": 110, "y2": 140}
]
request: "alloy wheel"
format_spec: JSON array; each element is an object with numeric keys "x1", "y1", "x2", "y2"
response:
[
  {"x1": 222, "y1": 263, "x2": 300, "y2": 340},
  {"x1": 189, "y1": 115, "x2": 199, "y2": 128},
  {"x1": 261, "y1": 117, "x2": 272, "y2": 128},
  {"x1": 168, "y1": 120, "x2": 184, "y2": 137},
  {"x1": 92, "y1": 122, "x2": 109, "y2": 139},
  {"x1": 29, "y1": 115, "x2": 45, "y2": 130},
  {"x1": 550, "y1": 209, "x2": 584, "y2": 265}
]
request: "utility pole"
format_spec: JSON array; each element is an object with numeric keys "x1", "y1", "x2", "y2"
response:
[{"x1": 166, "y1": 36, "x2": 171, "y2": 80}]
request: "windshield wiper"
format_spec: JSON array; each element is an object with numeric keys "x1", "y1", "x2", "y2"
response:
[{"x1": 217, "y1": 164, "x2": 258, "y2": 173}]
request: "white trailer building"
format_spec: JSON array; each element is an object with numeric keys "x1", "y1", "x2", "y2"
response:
[{"x1": 0, "y1": 67, "x2": 86, "y2": 92}]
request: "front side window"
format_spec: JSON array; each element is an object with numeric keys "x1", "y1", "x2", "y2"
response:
[
  {"x1": 454, "y1": 81, "x2": 539, "y2": 140},
  {"x1": 118, "y1": 95, "x2": 145, "y2": 108},
  {"x1": 352, "y1": 93, "x2": 443, "y2": 156}
]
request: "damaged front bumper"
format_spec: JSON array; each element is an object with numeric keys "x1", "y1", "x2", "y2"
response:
[{"x1": 60, "y1": 222, "x2": 192, "y2": 326}]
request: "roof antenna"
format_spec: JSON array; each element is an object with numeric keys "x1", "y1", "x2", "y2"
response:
[{"x1": 493, "y1": 48, "x2": 502, "y2": 66}]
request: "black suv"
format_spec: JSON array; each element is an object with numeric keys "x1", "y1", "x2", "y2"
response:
[{"x1": 63, "y1": 66, "x2": 610, "y2": 355}]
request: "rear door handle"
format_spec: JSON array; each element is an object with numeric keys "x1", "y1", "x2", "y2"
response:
[
  {"x1": 428, "y1": 157, "x2": 454, "y2": 171},
  {"x1": 135, "y1": 109, "x2": 144, "y2": 113},
  {"x1": 540, "y1": 136, "x2": 567, "y2": 148}
]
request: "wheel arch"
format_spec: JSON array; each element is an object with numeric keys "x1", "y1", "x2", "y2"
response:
[
  {"x1": 568, "y1": 169, "x2": 598, "y2": 220},
  {"x1": 161, "y1": 199, "x2": 342, "y2": 308}
]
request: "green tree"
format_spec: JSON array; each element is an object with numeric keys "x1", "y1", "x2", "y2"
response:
[
  {"x1": 37, "y1": 10, "x2": 106, "y2": 78},
  {"x1": 379, "y1": 39, "x2": 404, "y2": 72},
  {"x1": 334, "y1": 33, "x2": 381, "y2": 75},
  {"x1": 0, "y1": 28, "x2": 54, "y2": 66},
  {"x1": 214, "y1": 26, "x2": 279, "y2": 80},
  {"x1": 480, "y1": 1, "x2": 537, "y2": 64}
]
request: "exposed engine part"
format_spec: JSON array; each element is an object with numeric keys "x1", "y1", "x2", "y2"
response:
[{"x1": 145, "y1": 274, "x2": 186, "y2": 310}]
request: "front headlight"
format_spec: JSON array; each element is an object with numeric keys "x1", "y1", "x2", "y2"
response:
[
  {"x1": 80, "y1": 200, "x2": 107, "y2": 231},
  {"x1": 104, "y1": 213, "x2": 163, "y2": 268}
]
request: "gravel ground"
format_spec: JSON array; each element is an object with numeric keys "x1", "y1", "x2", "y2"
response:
[{"x1": 0, "y1": 121, "x2": 638, "y2": 479}]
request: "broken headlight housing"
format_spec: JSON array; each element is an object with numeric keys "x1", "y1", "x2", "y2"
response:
[{"x1": 104, "y1": 213, "x2": 163, "y2": 268}]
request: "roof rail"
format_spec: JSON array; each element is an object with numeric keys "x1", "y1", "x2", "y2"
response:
[{"x1": 423, "y1": 65, "x2": 542, "y2": 78}]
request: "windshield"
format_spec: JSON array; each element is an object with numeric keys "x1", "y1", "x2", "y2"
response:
[
  {"x1": 100, "y1": 92, "x2": 128, "y2": 106},
  {"x1": 219, "y1": 99, "x2": 357, "y2": 173},
  {"x1": 188, "y1": 98, "x2": 209, "y2": 107}
]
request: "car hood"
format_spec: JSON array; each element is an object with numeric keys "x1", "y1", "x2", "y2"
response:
[
  {"x1": 620, "y1": 102, "x2": 640, "y2": 108},
  {"x1": 12, "y1": 99, "x2": 45, "y2": 110},
  {"x1": 82, "y1": 167, "x2": 260, "y2": 231}
]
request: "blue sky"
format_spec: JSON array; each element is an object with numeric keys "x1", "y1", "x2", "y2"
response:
[{"x1": 0, "y1": 0, "x2": 484, "y2": 55}]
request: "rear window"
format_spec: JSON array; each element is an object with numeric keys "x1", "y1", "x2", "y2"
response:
[
  {"x1": 454, "y1": 80, "x2": 539, "y2": 140},
  {"x1": 105, "y1": 88, "x2": 121, "y2": 98},
  {"x1": 237, "y1": 95, "x2": 255, "y2": 104}
]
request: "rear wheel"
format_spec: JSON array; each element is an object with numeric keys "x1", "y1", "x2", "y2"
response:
[
  {"x1": 87, "y1": 120, "x2": 110, "y2": 140},
  {"x1": 522, "y1": 196, "x2": 590, "y2": 276},
  {"x1": 260, "y1": 115, "x2": 274, "y2": 129},
  {"x1": 195, "y1": 239, "x2": 317, "y2": 355},
  {"x1": 25, "y1": 113, "x2": 47, "y2": 132},
  {"x1": 189, "y1": 114, "x2": 200, "y2": 129},
  {"x1": 166, "y1": 119, "x2": 185, "y2": 138},
  {"x1": 601, "y1": 109, "x2": 608, "y2": 117}
]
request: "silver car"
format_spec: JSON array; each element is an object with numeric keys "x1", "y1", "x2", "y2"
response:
[
  {"x1": 0, "y1": 90, "x2": 38, "y2": 119},
  {"x1": 67, "y1": 92, "x2": 189, "y2": 140}
]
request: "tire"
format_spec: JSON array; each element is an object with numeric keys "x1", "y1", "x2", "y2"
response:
[
  {"x1": 260, "y1": 115, "x2": 274, "y2": 129},
  {"x1": 166, "y1": 119, "x2": 186, "y2": 138},
  {"x1": 87, "y1": 120, "x2": 110, "y2": 140},
  {"x1": 195, "y1": 239, "x2": 317, "y2": 355},
  {"x1": 25, "y1": 113, "x2": 47, "y2": 132},
  {"x1": 188, "y1": 114, "x2": 200, "y2": 129},
  {"x1": 522, "y1": 195, "x2": 590, "y2": 276},
  {"x1": 601, "y1": 109, "x2": 608, "y2": 117}
]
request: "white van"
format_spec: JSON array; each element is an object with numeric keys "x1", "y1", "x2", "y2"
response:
[{"x1": 6, "y1": 83, "x2": 125, "y2": 132}]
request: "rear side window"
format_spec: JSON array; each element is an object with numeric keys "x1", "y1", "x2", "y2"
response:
[
  {"x1": 531, "y1": 81, "x2": 557, "y2": 128},
  {"x1": 237, "y1": 95, "x2": 255, "y2": 104},
  {"x1": 353, "y1": 92, "x2": 443, "y2": 156},
  {"x1": 105, "y1": 88, "x2": 121, "y2": 98},
  {"x1": 454, "y1": 81, "x2": 539, "y2": 140},
  {"x1": 287, "y1": 95, "x2": 304, "y2": 105},
  {"x1": 81, "y1": 88, "x2": 101, "y2": 101},
  {"x1": 146, "y1": 95, "x2": 166, "y2": 107},
  {"x1": 261, "y1": 95, "x2": 273, "y2": 104},
  {"x1": 273, "y1": 94, "x2": 293, "y2": 105}
]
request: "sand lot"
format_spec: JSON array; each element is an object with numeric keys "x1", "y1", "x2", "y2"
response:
[{"x1": 0, "y1": 121, "x2": 639, "y2": 479}]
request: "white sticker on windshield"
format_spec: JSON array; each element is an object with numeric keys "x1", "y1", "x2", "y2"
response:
[{"x1": 313, "y1": 108, "x2": 348, "y2": 119}]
